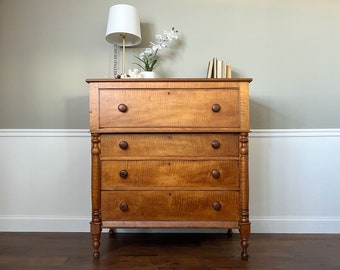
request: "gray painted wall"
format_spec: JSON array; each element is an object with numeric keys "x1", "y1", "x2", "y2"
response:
[{"x1": 1, "y1": 0, "x2": 340, "y2": 129}]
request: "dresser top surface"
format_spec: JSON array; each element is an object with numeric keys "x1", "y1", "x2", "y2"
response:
[{"x1": 86, "y1": 78, "x2": 253, "y2": 84}]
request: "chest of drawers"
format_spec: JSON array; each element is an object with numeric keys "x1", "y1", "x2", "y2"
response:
[{"x1": 87, "y1": 78, "x2": 252, "y2": 260}]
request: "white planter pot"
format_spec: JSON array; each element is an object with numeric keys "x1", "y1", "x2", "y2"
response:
[{"x1": 140, "y1": 71, "x2": 156, "y2": 78}]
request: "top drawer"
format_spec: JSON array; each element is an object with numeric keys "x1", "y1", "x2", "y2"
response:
[
  {"x1": 99, "y1": 89, "x2": 239, "y2": 129},
  {"x1": 88, "y1": 79, "x2": 251, "y2": 132}
]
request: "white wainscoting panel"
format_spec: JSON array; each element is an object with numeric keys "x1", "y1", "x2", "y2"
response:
[
  {"x1": 0, "y1": 129, "x2": 340, "y2": 233},
  {"x1": 0, "y1": 129, "x2": 91, "y2": 232},
  {"x1": 249, "y1": 129, "x2": 340, "y2": 233}
]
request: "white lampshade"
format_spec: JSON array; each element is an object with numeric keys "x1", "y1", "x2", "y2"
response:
[{"x1": 105, "y1": 4, "x2": 142, "y2": 46}]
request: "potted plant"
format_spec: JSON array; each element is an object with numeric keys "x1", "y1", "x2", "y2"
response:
[{"x1": 135, "y1": 27, "x2": 179, "y2": 77}]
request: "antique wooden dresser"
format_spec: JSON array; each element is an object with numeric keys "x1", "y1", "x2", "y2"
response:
[{"x1": 86, "y1": 78, "x2": 252, "y2": 260}]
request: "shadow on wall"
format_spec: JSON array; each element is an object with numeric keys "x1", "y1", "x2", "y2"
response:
[
  {"x1": 138, "y1": 23, "x2": 156, "y2": 48},
  {"x1": 250, "y1": 97, "x2": 309, "y2": 129},
  {"x1": 250, "y1": 99, "x2": 272, "y2": 130},
  {"x1": 65, "y1": 95, "x2": 90, "y2": 129}
]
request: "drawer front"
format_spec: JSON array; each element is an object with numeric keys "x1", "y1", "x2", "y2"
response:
[
  {"x1": 102, "y1": 160, "x2": 239, "y2": 189},
  {"x1": 100, "y1": 134, "x2": 239, "y2": 157},
  {"x1": 99, "y1": 89, "x2": 240, "y2": 128},
  {"x1": 101, "y1": 191, "x2": 239, "y2": 221}
]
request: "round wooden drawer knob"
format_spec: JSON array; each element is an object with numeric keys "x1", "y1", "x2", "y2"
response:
[
  {"x1": 211, "y1": 169, "x2": 220, "y2": 179},
  {"x1": 119, "y1": 170, "x2": 128, "y2": 178},
  {"x1": 119, "y1": 201, "x2": 129, "y2": 212},
  {"x1": 118, "y1": 104, "x2": 128, "y2": 113},
  {"x1": 119, "y1": 141, "x2": 128, "y2": 150},
  {"x1": 212, "y1": 201, "x2": 222, "y2": 211},
  {"x1": 212, "y1": 104, "x2": 221, "y2": 112},
  {"x1": 211, "y1": 140, "x2": 221, "y2": 149}
]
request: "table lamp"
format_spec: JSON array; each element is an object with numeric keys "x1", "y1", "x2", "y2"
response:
[{"x1": 105, "y1": 4, "x2": 142, "y2": 76}]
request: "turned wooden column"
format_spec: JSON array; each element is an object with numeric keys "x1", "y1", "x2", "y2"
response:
[
  {"x1": 91, "y1": 134, "x2": 101, "y2": 259},
  {"x1": 239, "y1": 132, "x2": 250, "y2": 260}
]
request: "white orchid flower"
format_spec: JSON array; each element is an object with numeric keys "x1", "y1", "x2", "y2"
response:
[{"x1": 134, "y1": 27, "x2": 179, "y2": 71}]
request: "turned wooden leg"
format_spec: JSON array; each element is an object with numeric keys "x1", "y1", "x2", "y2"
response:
[
  {"x1": 239, "y1": 223, "x2": 250, "y2": 260},
  {"x1": 109, "y1": 228, "x2": 115, "y2": 236},
  {"x1": 91, "y1": 233, "x2": 100, "y2": 258},
  {"x1": 91, "y1": 209, "x2": 101, "y2": 259},
  {"x1": 91, "y1": 226, "x2": 101, "y2": 259}
]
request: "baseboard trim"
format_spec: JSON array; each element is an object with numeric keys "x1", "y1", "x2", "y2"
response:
[
  {"x1": 1, "y1": 216, "x2": 339, "y2": 233},
  {"x1": 251, "y1": 217, "x2": 340, "y2": 233},
  {"x1": 0, "y1": 216, "x2": 91, "y2": 232}
]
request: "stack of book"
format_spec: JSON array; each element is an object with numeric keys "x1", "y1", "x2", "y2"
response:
[{"x1": 207, "y1": 57, "x2": 232, "y2": 78}]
